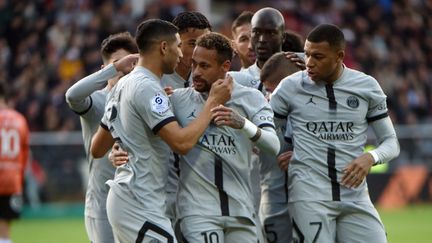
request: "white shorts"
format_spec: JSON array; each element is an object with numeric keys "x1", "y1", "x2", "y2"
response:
[
  {"x1": 85, "y1": 215, "x2": 114, "y2": 243},
  {"x1": 289, "y1": 200, "x2": 387, "y2": 243},
  {"x1": 106, "y1": 189, "x2": 176, "y2": 243},
  {"x1": 259, "y1": 202, "x2": 292, "y2": 243},
  {"x1": 180, "y1": 215, "x2": 260, "y2": 243}
]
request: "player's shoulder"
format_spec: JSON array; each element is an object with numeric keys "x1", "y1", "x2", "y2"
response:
[
  {"x1": 274, "y1": 70, "x2": 305, "y2": 94},
  {"x1": 343, "y1": 67, "x2": 382, "y2": 91},
  {"x1": 228, "y1": 71, "x2": 260, "y2": 88},
  {"x1": 233, "y1": 82, "x2": 264, "y2": 98},
  {"x1": 171, "y1": 87, "x2": 195, "y2": 96}
]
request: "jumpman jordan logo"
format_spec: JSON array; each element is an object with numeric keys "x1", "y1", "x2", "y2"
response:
[
  {"x1": 187, "y1": 109, "x2": 196, "y2": 118},
  {"x1": 306, "y1": 95, "x2": 316, "y2": 105}
]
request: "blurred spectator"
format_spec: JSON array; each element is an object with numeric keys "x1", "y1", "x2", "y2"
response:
[{"x1": 1, "y1": 0, "x2": 431, "y2": 132}]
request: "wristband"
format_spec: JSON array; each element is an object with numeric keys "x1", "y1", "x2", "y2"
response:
[
  {"x1": 368, "y1": 150, "x2": 380, "y2": 165},
  {"x1": 242, "y1": 119, "x2": 261, "y2": 141}
]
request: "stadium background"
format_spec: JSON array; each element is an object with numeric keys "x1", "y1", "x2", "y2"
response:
[{"x1": 1, "y1": 0, "x2": 431, "y2": 242}]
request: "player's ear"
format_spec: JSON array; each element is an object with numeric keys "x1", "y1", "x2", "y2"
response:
[
  {"x1": 337, "y1": 50, "x2": 345, "y2": 63},
  {"x1": 221, "y1": 60, "x2": 231, "y2": 72},
  {"x1": 160, "y1": 41, "x2": 168, "y2": 55}
]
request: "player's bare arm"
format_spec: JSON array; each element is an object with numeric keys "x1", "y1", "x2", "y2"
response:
[
  {"x1": 90, "y1": 126, "x2": 115, "y2": 158},
  {"x1": 158, "y1": 76, "x2": 233, "y2": 155}
]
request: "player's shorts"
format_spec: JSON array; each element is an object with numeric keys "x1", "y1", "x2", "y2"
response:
[
  {"x1": 180, "y1": 215, "x2": 260, "y2": 243},
  {"x1": 106, "y1": 189, "x2": 176, "y2": 243},
  {"x1": 0, "y1": 194, "x2": 23, "y2": 220},
  {"x1": 289, "y1": 200, "x2": 387, "y2": 243},
  {"x1": 259, "y1": 202, "x2": 292, "y2": 243},
  {"x1": 84, "y1": 215, "x2": 114, "y2": 243}
]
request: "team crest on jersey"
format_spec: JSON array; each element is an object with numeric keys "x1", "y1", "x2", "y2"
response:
[
  {"x1": 346, "y1": 96, "x2": 359, "y2": 108},
  {"x1": 151, "y1": 93, "x2": 169, "y2": 115}
]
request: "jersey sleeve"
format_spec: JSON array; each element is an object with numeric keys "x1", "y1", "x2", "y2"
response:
[
  {"x1": 134, "y1": 81, "x2": 176, "y2": 134},
  {"x1": 269, "y1": 77, "x2": 292, "y2": 119},
  {"x1": 366, "y1": 77, "x2": 388, "y2": 123},
  {"x1": 228, "y1": 71, "x2": 260, "y2": 89},
  {"x1": 249, "y1": 93, "x2": 275, "y2": 129},
  {"x1": 65, "y1": 63, "x2": 117, "y2": 115}
]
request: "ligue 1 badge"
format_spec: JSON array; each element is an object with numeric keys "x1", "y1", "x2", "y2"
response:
[{"x1": 151, "y1": 93, "x2": 169, "y2": 114}]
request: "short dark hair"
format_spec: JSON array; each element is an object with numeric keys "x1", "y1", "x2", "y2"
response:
[
  {"x1": 172, "y1": 11, "x2": 212, "y2": 34},
  {"x1": 260, "y1": 52, "x2": 301, "y2": 84},
  {"x1": 307, "y1": 24, "x2": 345, "y2": 50},
  {"x1": 196, "y1": 32, "x2": 233, "y2": 64},
  {"x1": 282, "y1": 31, "x2": 304, "y2": 52},
  {"x1": 100, "y1": 32, "x2": 138, "y2": 63},
  {"x1": 135, "y1": 19, "x2": 179, "y2": 54},
  {"x1": 231, "y1": 11, "x2": 254, "y2": 34}
]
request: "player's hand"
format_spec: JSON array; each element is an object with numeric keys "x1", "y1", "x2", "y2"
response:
[
  {"x1": 284, "y1": 52, "x2": 305, "y2": 70},
  {"x1": 211, "y1": 105, "x2": 245, "y2": 129},
  {"x1": 164, "y1": 86, "x2": 174, "y2": 96},
  {"x1": 113, "y1": 54, "x2": 139, "y2": 75},
  {"x1": 341, "y1": 153, "x2": 374, "y2": 188},
  {"x1": 109, "y1": 143, "x2": 129, "y2": 167},
  {"x1": 208, "y1": 75, "x2": 233, "y2": 106},
  {"x1": 278, "y1": 150, "x2": 293, "y2": 171}
]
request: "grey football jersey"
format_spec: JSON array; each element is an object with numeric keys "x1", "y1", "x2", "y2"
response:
[
  {"x1": 161, "y1": 72, "x2": 191, "y2": 196},
  {"x1": 170, "y1": 82, "x2": 275, "y2": 221},
  {"x1": 102, "y1": 66, "x2": 175, "y2": 220},
  {"x1": 162, "y1": 71, "x2": 191, "y2": 90},
  {"x1": 228, "y1": 62, "x2": 261, "y2": 91},
  {"x1": 270, "y1": 67, "x2": 388, "y2": 202},
  {"x1": 66, "y1": 64, "x2": 117, "y2": 219}
]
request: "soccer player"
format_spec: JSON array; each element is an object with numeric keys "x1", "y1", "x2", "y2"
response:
[
  {"x1": 0, "y1": 81, "x2": 29, "y2": 243},
  {"x1": 270, "y1": 24, "x2": 400, "y2": 243},
  {"x1": 90, "y1": 19, "x2": 232, "y2": 243},
  {"x1": 162, "y1": 11, "x2": 212, "y2": 91},
  {"x1": 163, "y1": 12, "x2": 211, "y2": 225},
  {"x1": 259, "y1": 52, "x2": 302, "y2": 243},
  {"x1": 172, "y1": 32, "x2": 279, "y2": 243},
  {"x1": 231, "y1": 11, "x2": 256, "y2": 70},
  {"x1": 65, "y1": 32, "x2": 138, "y2": 243}
]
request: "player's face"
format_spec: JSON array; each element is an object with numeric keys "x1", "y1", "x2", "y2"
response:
[
  {"x1": 251, "y1": 18, "x2": 283, "y2": 65},
  {"x1": 163, "y1": 33, "x2": 183, "y2": 74},
  {"x1": 192, "y1": 46, "x2": 228, "y2": 93},
  {"x1": 179, "y1": 28, "x2": 210, "y2": 70},
  {"x1": 304, "y1": 40, "x2": 344, "y2": 83},
  {"x1": 233, "y1": 24, "x2": 255, "y2": 68}
]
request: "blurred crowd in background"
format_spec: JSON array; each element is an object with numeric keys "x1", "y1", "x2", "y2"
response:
[
  {"x1": 0, "y1": 0, "x2": 431, "y2": 131},
  {"x1": 1, "y1": 0, "x2": 431, "y2": 203}
]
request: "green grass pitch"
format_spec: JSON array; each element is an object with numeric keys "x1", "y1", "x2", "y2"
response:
[{"x1": 10, "y1": 204, "x2": 432, "y2": 243}]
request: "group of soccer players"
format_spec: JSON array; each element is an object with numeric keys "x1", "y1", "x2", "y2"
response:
[{"x1": 65, "y1": 7, "x2": 400, "y2": 243}]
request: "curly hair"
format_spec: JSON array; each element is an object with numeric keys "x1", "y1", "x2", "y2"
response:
[
  {"x1": 196, "y1": 32, "x2": 233, "y2": 64},
  {"x1": 172, "y1": 11, "x2": 212, "y2": 33}
]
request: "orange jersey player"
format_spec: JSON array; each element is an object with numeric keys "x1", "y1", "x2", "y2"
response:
[{"x1": 0, "y1": 81, "x2": 30, "y2": 243}]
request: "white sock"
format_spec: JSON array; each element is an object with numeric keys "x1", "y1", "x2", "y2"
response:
[{"x1": 0, "y1": 238, "x2": 12, "y2": 243}]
